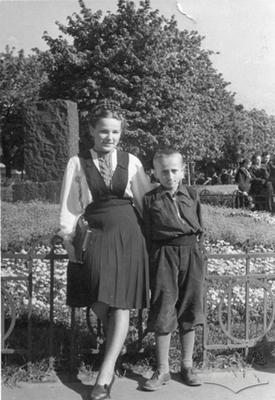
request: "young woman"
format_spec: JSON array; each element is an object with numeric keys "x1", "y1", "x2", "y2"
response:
[{"x1": 59, "y1": 99, "x2": 151, "y2": 400}]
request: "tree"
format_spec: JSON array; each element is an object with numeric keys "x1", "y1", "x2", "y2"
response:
[
  {"x1": 39, "y1": 0, "x2": 236, "y2": 167},
  {"x1": 219, "y1": 105, "x2": 275, "y2": 168},
  {"x1": 0, "y1": 46, "x2": 47, "y2": 177},
  {"x1": 221, "y1": 105, "x2": 254, "y2": 166},
  {"x1": 248, "y1": 108, "x2": 275, "y2": 155}
]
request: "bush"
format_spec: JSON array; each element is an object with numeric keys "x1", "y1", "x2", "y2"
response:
[
  {"x1": 12, "y1": 180, "x2": 62, "y2": 203},
  {"x1": 196, "y1": 184, "x2": 237, "y2": 195},
  {"x1": 200, "y1": 192, "x2": 234, "y2": 208},
  {"x1": 1, "y1": 185, "x2": 13, "y2": 202},
  {"x1": 1, "y1": 201, "x2": 60, "y2": 251}
]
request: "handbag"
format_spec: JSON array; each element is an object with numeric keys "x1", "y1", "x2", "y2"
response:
[{"x1": 72, "y1": 215, "x2": 92, "y2": 263}]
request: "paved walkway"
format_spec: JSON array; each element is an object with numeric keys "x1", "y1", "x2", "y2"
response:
[{"x1": 2, "y1": 366, "x2": 275, "y2": 400}]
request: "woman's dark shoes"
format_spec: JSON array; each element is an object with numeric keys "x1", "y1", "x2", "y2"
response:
[
  {"x1": 90, "y1": 375, "x2": 115, "y2": 400},
  {"x1": 180, "y1": 367, "x2": 202, "y2": 386}
]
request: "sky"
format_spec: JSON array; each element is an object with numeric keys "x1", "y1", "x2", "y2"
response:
[{"x1": 1, "y1": 0, "x2": 275, "y2": 116}]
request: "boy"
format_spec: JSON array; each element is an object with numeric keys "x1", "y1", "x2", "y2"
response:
[{"x1": 142, "y1": 147, "x2": 205, "y2": 391}]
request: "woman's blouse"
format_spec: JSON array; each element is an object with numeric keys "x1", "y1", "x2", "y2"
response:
[{"x1": 59, "y1": 149, "x2": 151, "y2": 242}]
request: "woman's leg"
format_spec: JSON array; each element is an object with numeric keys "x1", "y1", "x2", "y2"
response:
[{"x1": 95, "y1": 308, "x2": 130, "y2": 385}]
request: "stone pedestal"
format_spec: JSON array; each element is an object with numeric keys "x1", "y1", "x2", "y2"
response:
[{"x1": 23, "y1": 100, "x2": 79, "y2": 182}]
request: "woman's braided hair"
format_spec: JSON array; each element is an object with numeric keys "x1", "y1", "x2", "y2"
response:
[{"x1": 87, "y1": 98, "x2": 126, "y2": 129}]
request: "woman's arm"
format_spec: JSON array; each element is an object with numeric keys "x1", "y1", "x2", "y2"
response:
[
  {"x1": 129, "y1": 154, "x2": 152, "y2": 215},
  {"x1": 59, "y1": 157, "x2": 85, "y2": 261},
  {"x1": 143, "y1": 196, "x2": 152, "y2": 252}
]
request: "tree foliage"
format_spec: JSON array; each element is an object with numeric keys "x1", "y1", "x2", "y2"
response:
[
  {"x1": 220, "y1": 105, "x2": 275, "y2": 166},
  {"x1": 39, "y1": 0, "x2": 236, "y2": 166},
  {"x1": 0, "y1": 46, "x2": 47, "y2": 177},
  {"x1": 248, "y1": 108, "x2": 275, "y2": 154},
  {"x1": 1, "y1": 1, "x2": 274, "y2": 177}
]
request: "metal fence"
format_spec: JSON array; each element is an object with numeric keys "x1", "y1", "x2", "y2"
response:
[
  {"x1": 1, "y1": 239, "x2": 275, "y2": 369},
  {"x1": 203, "y1": 251, "x2": 275, "y2": 363}
]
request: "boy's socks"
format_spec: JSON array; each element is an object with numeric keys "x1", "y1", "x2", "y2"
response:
[
  {"x1": 180, "y1": 329, "x2": 195, "y2": 369},
  {"x1": 156, "y1": 333, "x2": 171, "y2": 373}
]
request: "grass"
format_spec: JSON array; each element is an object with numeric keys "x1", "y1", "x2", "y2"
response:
[
  {"x1": 2, "y1": 199, "x2": 275, "y2": 251},
  {"x1": 203, "y1": 206, "x2": 275, "y2": 248}
]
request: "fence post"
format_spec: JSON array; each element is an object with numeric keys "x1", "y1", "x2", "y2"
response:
[
  {"x1": 70, "y1": 307, "x2": 76, "y2": 373},
  {"x1": 202, "y1": 255, "x2": 208, "y2": 366},
  {"x1": 227, "y1": 278, "x2": 233, "y2": 346},
  {"x1": 263, "y1": 278, "x2": 267, "y2": 332},
  {"x1": 27, "y1": 254, "x2": 33, "y2": 362},
  {"x1": 1, "y1": 289, "x2": 5, "y2": 356},
  {"x1": 245, "y1": 250, "x2": 251, "y2": 357},
  {"x1": 49, "y1": 240, "x2": 55, "y2": 359},
  {"x1": 138, "y1": 310, "x2": 143, "y2": 349}
]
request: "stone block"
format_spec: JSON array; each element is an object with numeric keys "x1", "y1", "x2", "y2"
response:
[{"x1": 23, "y1": 100, "x2": 79, "y2": 182}]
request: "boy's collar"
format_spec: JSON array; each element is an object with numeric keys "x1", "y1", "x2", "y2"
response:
[{"x1": 158, "y1": 181, "x2": 190, "y2": 198}]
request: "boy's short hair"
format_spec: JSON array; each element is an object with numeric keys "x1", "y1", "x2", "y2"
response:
[{"x1": 153, "y1": 147, "x2": 184, "y2": 167}]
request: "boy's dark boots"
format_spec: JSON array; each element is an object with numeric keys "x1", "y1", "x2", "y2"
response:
[
  {"x1": 142, "y1": 370, "x2": 171, "y2": 391},
  {"x1": 180, "y1": 367, "x2": 202, "y2": 386}
]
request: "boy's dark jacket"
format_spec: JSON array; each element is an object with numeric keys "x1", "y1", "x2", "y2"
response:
[{"x1": 143, "y1": 182, "x2": 204, "y2": 250}]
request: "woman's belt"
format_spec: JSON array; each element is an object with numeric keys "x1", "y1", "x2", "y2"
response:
[{"x1": 84, "y1": 197, "x2": 132, "y2": 215}]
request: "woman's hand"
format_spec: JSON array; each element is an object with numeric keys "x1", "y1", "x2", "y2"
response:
[{"x1": 63, "y1": 238, "x2": 77, "y2": 263}]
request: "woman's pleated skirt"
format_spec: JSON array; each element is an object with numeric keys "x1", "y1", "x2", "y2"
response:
[{"x1": 67, "y1": 199, "x2": 149, "y2": 309}]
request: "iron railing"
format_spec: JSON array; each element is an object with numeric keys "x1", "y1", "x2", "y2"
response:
[
  {"x1": 203, "y1": 251, "x2": 275, "y2": 363},
  {"x1": 1, "y1": 240, "x2": 275, "y2": 369}
]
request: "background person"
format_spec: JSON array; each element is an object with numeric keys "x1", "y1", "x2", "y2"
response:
[
  {"x1": 250, "y1": 152, "x2": 273, "y2": 212},
  {"x1": 267, "y1": 154, "x2": 275, "y2": 191},
  {"x1": 262, "y1": 150, "x2": 271, "y2": 167},
  {"x1": 234, "y1": 159, "x2": 253, "y2": 208}
]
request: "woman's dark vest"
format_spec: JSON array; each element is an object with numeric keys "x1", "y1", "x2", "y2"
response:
[
  {"x1": 66, "y1": 149, "x2": 130, "y2": 307},
  {"x1": 79, "y1": 149, "x2": 129, "y2": 202}
]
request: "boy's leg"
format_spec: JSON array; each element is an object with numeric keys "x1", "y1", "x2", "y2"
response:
[
  {"x1": 156, "y1": 333, "x2": 171, "y2": 373},
  {"x1": 180, "y1": 328, "x2": 195, "y2": 369},
  {"x1": 142, "y1": 333, "x2": 171, "y2": 391},
  {"x1": 177, "y1": 241, "x2": 204, "y2": 386},
  {"x1": 143, "y1": 245, "x2": 178, "y2": 391},
  {"x1": 179, "y1": 328, "x2": 201, "y2": 386}
]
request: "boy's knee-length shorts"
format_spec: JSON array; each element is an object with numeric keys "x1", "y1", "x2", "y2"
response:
[{"x1": 147, "y1": 236, "x2": 205, "y2": 334}]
